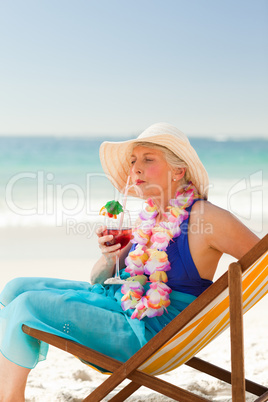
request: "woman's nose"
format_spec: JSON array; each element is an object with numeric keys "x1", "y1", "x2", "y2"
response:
[{"x1": 132, "y1": 163, "x2": 142, "y2": 174}]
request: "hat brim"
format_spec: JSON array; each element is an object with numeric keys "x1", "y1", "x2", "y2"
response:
[{"x1": 99, "y1": 133, "x2": 209, "y2": 199}]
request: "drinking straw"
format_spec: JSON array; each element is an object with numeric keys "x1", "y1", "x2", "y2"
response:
[{"x1": 119, "y1": 176, "x2": 131, "y2": 230}]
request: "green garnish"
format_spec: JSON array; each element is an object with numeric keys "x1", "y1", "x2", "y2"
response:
[{"x1": 104, "y1": 200, "x2": 123, "y2": 215}]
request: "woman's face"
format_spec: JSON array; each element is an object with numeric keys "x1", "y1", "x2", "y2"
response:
[{"x1": 130, "y1": 145, "x2": 174, "y2": 199}]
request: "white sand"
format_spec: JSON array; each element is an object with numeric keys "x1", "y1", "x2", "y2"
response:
[{"x1": 0, "y1": 226, "x2": 267, "y2": 401}]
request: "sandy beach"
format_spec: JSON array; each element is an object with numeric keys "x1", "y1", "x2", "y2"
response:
[{"x1": 0, "y1": 225, "x2": 267, "y2": 401}]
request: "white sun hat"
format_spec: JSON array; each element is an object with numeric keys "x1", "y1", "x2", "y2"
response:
[{"x1": 99, "y1": 122, "x2": 209, "y2": 199}]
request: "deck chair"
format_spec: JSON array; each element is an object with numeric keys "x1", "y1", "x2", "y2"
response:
[{"x1": 22, "y1": 234, "x2": 268, "y2": 401}]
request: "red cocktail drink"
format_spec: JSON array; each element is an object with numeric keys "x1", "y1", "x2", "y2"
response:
[
  {"x1": 103, "y1": 228, "x2": 132, "y2": 249},
  {"x1": 100, "y1": 202, "x2": 132, "y2": 284}
]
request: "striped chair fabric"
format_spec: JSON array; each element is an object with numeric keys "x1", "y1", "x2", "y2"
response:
[{"x1": 140, "y1": 250, "x2": 268, "y2": 375}]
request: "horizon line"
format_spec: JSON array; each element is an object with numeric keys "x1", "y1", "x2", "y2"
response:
[{"x1": 0, "y1": 133, "x2": 267, "y2": 141}]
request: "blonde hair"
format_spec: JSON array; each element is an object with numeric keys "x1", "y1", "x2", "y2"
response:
[{"x1": 132, "y1": 141, "x2": 190, "y2": 182}]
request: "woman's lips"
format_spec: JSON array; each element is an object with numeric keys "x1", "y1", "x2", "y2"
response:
[{"x1": 135, "y1": 180, "x2": 145, "y2": 185}]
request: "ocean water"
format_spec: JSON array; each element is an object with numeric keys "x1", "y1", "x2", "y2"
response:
[{"x1": 0, "y1": 136, "x2": 267, "y2": 235}]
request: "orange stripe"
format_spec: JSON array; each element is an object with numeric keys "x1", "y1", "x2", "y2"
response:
[
  {"x1": 243, "y1": 282, "x2": 268, "y2": 312},
  {"x1": 242, "y1": 266, "x2": 268, "y2": 304},
  {"x1": 242, "y1": 258, "x2": 268, "y2": 293}
]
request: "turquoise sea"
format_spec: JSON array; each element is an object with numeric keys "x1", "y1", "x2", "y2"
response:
[{"x1": 1, "y1": 136, "x2": 267, "y2": 235}]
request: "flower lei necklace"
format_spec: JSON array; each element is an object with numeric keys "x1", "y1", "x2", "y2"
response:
[{"x1": 121, "y1": 182, "x2": 201, "y2": 320}]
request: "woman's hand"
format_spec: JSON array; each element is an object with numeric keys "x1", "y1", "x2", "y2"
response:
[
  {"x1": 90, "y1": 226, "x2": 132, "y2": 285},
  {"x1": 96, "y1": 225, "x2": 121, "y2": 266},
  {"x1": 90, "y1": 225, "x2": 122, "y2": 284}
]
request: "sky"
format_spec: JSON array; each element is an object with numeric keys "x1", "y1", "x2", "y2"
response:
[{"x1": 0, "y1": 0, "x2": 267, "y2": 138}]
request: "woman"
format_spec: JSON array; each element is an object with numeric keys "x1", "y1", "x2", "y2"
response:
[{"x1": 0, "y1": 123, "x2": 258, "y2": 401}]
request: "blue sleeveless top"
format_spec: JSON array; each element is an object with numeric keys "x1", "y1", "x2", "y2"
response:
[{"x1": 130, "y1": 199, "x2": 213, "y2": 297}]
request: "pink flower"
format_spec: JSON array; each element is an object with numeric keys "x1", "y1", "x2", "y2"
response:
[
  {"x1": 139, "y1": 209, "x2": 158, "y2": 221},
  {"x1": 167, "y1": 206, "x2": 188, "y2": 220},
  {"x1": 131, "y1": 229, "x2": 150, "y2": 245},
  {"x1": 149, "y1": 281, "x2": 172, "y2": 295},
  {"x1": 121, "y1": 299, "x2": 139, "y2": 311},
  {"x1": 143, "y1": 250, "x2": 171, "y2": 275},
  {"x1": 170, "y1": 224, "x2": 182, "y2": 238},
  {"x1": 121, "y1": 281, "x2": 144, "y2": 298},
  {"x1": 125, "y1": 262, "x2": 145, "y2": 276},
  {"x1": 150, "y1": 232, "x2": 171, "y2": 251},
  {"x1": 144, "y1": 259, "x2": 170, "y2": 275},
  {"x1": 139, "y1": 219, "x2": 156, "y2": 233},
  {"x1": 124, "y1": 246, "x2": 148, "y2": 276},
  {"x1": 160, "y1": 221, "x2": 182, "y2": 237},
  {"x1": 139, "y1": 199, "x2": 158, "y2": 221},
  {"x1": 173, "y1": 188, "x2": 195, "y2": 208},
  {"x1": 130, "y1": 297, "x2": 160, "y2": 320},
  {"x1": 121, "y1": 281, "x2": 145, "y2": 311},
  {"x1": 131, "y1": 296, "x2": 170, "y2": 320}
]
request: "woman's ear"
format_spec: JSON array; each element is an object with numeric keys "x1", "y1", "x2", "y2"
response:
[{"x1": 173, "y1": 167, "x2": 186, "y2": 181}]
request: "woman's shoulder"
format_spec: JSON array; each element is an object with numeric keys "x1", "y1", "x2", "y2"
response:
[
  {"x1": 191, "y1": 200, "x2": 236, "y2": 227},
  {"x1": 190, "y1": 200, "x2": 226, "y2": 226},
  {"x1": 191, "y1": 199, "x2": 225, "y2": 215}
]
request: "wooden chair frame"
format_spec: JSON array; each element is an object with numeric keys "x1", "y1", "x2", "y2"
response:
[{"x1": 22, "y1": 235, "x2": 268, "y2": 401}]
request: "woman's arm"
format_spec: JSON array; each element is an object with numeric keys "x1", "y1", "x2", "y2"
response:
[{"x1": 90, "y1": 226, "x2": 132, "y2": 284}]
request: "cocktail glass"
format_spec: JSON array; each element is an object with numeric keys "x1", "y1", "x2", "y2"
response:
[{"x1": 103, "y1": 210, "x2": 132, "y2": 284}]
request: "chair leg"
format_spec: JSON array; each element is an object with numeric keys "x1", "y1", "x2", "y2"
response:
[
  {"x1": 229, "y1": 262, "x2": 246, "y2": 402},
  {"x1": 186, "y1": 357, "x2": 268, "y2": 396},
  {"x1": 254, "y1": 390, "x2": 268, "y2": 402},
  {"x1": 108, "y1": 382, "x2": 141, "y2": 402}
]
